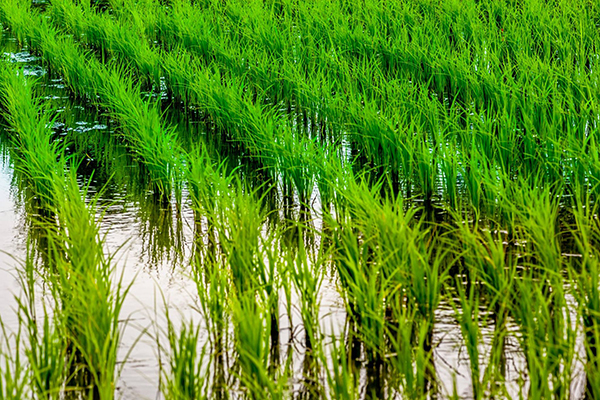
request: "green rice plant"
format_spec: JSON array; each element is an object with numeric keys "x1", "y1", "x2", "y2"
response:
[
  {"x1": 192, "y1": 259, "x2": 229, "y2": 398},
  {"x1": 3, "y1": 0, "x2": 600, "y2": 397},
  {"x1": 16, "y1": 248, "x2": 71, "y2": 400},
  {"x1": 0, "y1": 0, "x2": 30, "y2": 45},
  {"x1": 512, "y1": 274, "x2": 576, "y2": 399},
  {"x1": 187, "y1": 148, "x2": 288, "y2": 397},
  {"x1": 20, "y1": 305, "x2": 68, "y2": 400},
  {"x1": 404, "y1": 232, "x2": 450, "y2": 339},
  {"x1": 61, "y1": 0, "x2": 492, "y2": 217},
  {"x1": 216, "y1": 186, "x2": 270, "y2": 296},
  {"x1": 0, "y1": 61, "x2": 64, "y2": 208},
  {"x1": 47, "y1": 170, "x2": 132, "y2": 400},
  {"x1": 0, "y1": 57, "x2": 71, "y2": 398},
  {"x1": 187, "y1": 149, "x2": 236, "y2": 386},
  {"x1": 49, "y1": 0, "x2": 161, "y2": 87},
  {"x1": 187, "y1": 147, "x2": 236, "y2": 225},
  {"x1": 461, "y1": 145, "x2": 486, "y2": 210},
  {"x1": 438, "y1": 141, "x2": 459, "y2": 208},
  {"x1": 231, "y1": 293, "x2": 287, "y2": 400},
  {"x1": 512, "y1": 179, "x2": 563, "y2": 275},
  {"x1": 161, "y1": 311, "x2": 209, "y2": 400},
  {"x1": 321, "y1": 331, "x2": 358, "y2": 400},
  {"x1": 0, "y1": 322, "x2": 28, "y2": 399},
  {"x1": 330, "y1": 171, "x2": 451, "y2": 366},
  {"x1": 313, "y1": 145, "x2": 345, "y2": 215},
  {"x1": 413, "y1": 133, "x2": 437, "y2": 202},
  {"x1": 203, "y1": 176, "x2": 283, "y2": 354},
  {"x1": 0, "y1": 43, "x2": 131, "y2": 398},
  {"x1": 276, "y1": 131, "x2": 318, "y2": 204},
  {"x1": 331, "y1": 220, "x2": 388, "y2": 363},
  {"x1": 453, "y1": 214, "x2": 518, "y2": 394},
  {"x1": 507, "y1": 183, "x2": 576, "y2": 399},
  {"x1": 159, "y1": 48, "x2": 319, "y2": 201},
  {"x1": 569, "y1": 195, "x2": 600, "y2": 398},
  {"x1": 193, "y1": 254, "x2": 228, "y2": 351},
  {"x1": 329, "y1": 169, "x2": 450, "y2": 393},
  {"x1": 62, "y1": 0, "x2": 441, "y2": 211},
  {"x1": 0, "y1": 57, "x2": 72, "y2": 397},
  {"x1": 452, "y1": 280, "x2": 484, "y2": 400},
  {"x1": 287, "y1": 233, "x2": 324, "y2": 351},
  {"x1": 387, "y1": 306, "x2": 434, "y2": 400},
  {"x1": 116, "y1": 0, "x2": 599, "y2": 183},
  {"x1": 99, "y1": 66, "x2": 183, "y2": 199},
  {"x1": 211, "y1": 0, "x2": 592, "y2": 203}
]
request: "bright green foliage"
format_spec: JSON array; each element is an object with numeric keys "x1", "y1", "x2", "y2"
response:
[
  {"x1": 162, "y1": 314, "x2": 208, "y2": 400},
  {"x1": 0, "y1": 46, "x2": 129, "y2": 399},
  {"x1": 0, "y1": 0, "x2": 600, "y2": 398}
]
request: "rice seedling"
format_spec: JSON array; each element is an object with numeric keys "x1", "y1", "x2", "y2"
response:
[
  {"x1": 48, "y1": 0, "x2": 160, "y2": 87},
  {"x1": 387, "y1": 306, "x2": 435, "y2": 400},
  {"x1": 50, "y1": 172, "x2": 133, "y2": 399},
  {"x1": 329, "y1": 172, "x2": 453, "y2": 399},
  {"x1": 161, "y1": 310, "x2": 209, "y2": 400},
  {"x1": 52, "y1": 0, "x2": 328, "y2": 205},
  {"x1": 0, "y1": 322, "x2": 28, "y2": 399},
  {"x1": 507, "y1": 183, "x2": 577, "y2": 399},
  {"x1": 512, "y1": 276, "x2": 577, "y2": 399},
  {"x1": 192, "y1": 256, "x2": 229, "y2": 396},
  {"x1": 231, "y1": 292, "x2": 287, "y2": 400},
  {"x1": 321, "y1": 331, "x2": 358, "y2": 400},
  {"x1": 187, "y1": 148, "x2": 232, "y2": 365},
  {"x1": 0, "y1": 59, "x2": 73, "y2": 399},
  {"x1": 15, "y1": 247, "x2": 71, "y2": 400},
  {"x1": 332, "y1": 223, "x2": 388, "y2": 364},
  {"x1": 0, "y1": 60, "x2": 64, "y2": 207},
  {"x1": 287, "y1": 234, "x2": 324, "y2": 352},
  {"x1": 453, "y1": 281, "x2": 483, "y2": 400},
  {"x1": 569, "y1": 195, "x2": 600, "y2": 399},
  {"x1": 187, "y1": 146, "x2": 292, "y2": 398},
  {"x1": 53, "y1": 0, "x2": 449, "y2": 207},
  {"x1": 453, "y1": 215, "x2": 518, "y2": 395}
]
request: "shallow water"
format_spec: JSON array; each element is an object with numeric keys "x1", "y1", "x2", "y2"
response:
[{"x1": 0, "y1": 150, "x2": 23, "y2": 331}]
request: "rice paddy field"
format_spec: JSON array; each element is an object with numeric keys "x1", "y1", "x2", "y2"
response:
[{"x1": 0, "y1": 0, "x2": 599, "y2": 398}]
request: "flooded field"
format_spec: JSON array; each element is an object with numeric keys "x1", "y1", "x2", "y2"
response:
[{"x1": 0, "y1": 0, "x2": 599, "y2": 399}]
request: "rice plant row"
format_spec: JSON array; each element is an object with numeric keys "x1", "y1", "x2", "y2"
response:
[
  {"x1": 0, "y1": 0, "x2": 183, "y2": 200},
  {"x1": 0, "y1": 54, "x2": 128, "y2": 399}
]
